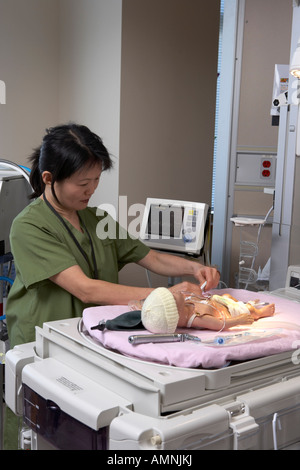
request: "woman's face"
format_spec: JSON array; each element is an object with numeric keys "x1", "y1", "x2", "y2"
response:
[{"x1": 53, "y1": 163, "x2": 102, "y2": 212}]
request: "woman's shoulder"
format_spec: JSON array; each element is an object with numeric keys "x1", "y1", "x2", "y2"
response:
[
  {"x1": 13, "y1": 198, "x2": 46, "y2": 221},
  {"x1": 12, "y1": 198, "x2": 59, "y2": 233},
  {"x1": 79, "y1": 206, "x2": 114, "y2": 223}
]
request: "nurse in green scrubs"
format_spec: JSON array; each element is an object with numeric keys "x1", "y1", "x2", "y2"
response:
[{"x1": 4, "y1": 123, "x2": 220, "y2": 448}]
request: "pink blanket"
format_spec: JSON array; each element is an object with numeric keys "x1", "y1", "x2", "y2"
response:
[{"x1": 82, "y1": 289, "x2": 300, "y2": 369}]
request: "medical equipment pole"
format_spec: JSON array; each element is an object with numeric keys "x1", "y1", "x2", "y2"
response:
[{"x1": 269, "y1": 2, "x2": 300, "y2": 290}]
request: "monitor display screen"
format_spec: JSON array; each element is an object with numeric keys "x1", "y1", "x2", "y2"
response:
[{"x1": 146, "y1": 204, "x2": 184, "y2": 239}]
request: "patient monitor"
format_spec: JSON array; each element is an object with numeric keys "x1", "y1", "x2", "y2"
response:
[{"x1": 140, "y1": 198, "x2": 209, "y2": 256}]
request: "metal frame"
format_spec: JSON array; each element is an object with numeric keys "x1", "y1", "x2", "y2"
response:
[{"x1": 211, "y1": 0, "x2": 246, "y2": 285}]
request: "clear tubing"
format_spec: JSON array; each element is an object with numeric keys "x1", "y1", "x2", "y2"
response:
[{"x1": 202, "y1": 328, "x2": 283, "y2": 346}]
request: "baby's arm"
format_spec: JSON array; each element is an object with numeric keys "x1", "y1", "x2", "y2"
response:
[{"x1": 191, "y1": 313, "x2": 254, "y2": 331}]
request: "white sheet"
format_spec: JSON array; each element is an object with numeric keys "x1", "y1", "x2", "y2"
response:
[{"x1": 83, "y1": 289, "x2": 300, "y2": 369}]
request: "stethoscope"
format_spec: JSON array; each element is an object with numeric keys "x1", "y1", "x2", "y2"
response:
[{"x1": 43, "y1": 192, "x2": 99, "y2": 279}]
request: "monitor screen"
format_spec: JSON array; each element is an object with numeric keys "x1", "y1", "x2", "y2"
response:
[{"x1": 146, "y1": 204, "x2": 184, "y2": 239}]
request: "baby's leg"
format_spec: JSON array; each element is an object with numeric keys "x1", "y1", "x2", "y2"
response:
[
  {"x1": 222, "y1": 294, "x2": 275, "y2": 320},
  {"x1": 246, "y1": 303, "x2": 275, "y2": 320}
]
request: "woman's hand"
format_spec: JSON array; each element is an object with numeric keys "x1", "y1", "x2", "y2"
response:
[
  {"x1": 191, "y1": 265, "x2": 220, "y2": 291},
  {"x1": 168, "y1": 281, "x2": 203, "y2": 297}
]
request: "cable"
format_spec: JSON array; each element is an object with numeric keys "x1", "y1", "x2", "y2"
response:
[
  {"x1": 0, "y1": 277, "x2": 14, "y2": 322},
  {"x1": 0, "y1": 276, "x2": 14, "y2": 286},
  {"x1": 245, "y1": 204, "x2": 274, "y2": 289}
]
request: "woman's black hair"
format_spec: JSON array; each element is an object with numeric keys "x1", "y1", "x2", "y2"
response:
[{"x1": 29, "y1": 123, "x2": 113, "y2": 199}]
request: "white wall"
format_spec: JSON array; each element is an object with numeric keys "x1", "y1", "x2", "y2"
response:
[
  {"x1": 0, "y1": 0, "x2": 122, "y2": 210},
  {"x1": 59, "y1": 0, "x2": 122, "y2": 210},
  {"x1": 0, "y1": 0, "x2": 60, "y2": 163}
]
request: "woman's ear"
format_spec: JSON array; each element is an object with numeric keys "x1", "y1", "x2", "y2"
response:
[{"x1": 41, "y1": 171, "x2": 52, "y2": 186}]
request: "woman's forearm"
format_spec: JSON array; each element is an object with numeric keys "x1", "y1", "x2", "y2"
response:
[
  {"x1": 82, "y1": 278, "x2": 154, "y2": 305},
  {"x1": 138, "y1": 250, "x2": 202, "y2": 277},
  {"x1": 50, "y1": 250, "x2": 220, "y2": 307},
  {"x1": 50, "y1": 265, "x2": 154, "y2": 305},
  {"x1": 138, "y1": 250, "x2": 220, "y2": 290}
]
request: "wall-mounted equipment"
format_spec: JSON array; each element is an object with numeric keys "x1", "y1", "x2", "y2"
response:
[{"x1": 235, "y1": 152, "x2": 276, "y2": 187}]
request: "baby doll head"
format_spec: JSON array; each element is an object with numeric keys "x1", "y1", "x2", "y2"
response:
[{"x1": 141, "y1": 287, "x2": 179, "y2": 333}]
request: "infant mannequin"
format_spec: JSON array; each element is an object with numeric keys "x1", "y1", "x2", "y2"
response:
[{"x1": 140, "y1": 288, "x2": 275, "y2": 334}]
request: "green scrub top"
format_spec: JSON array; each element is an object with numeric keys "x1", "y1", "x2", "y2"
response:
[{"x1": 6, "y1": 198, "x2": 150, "y2": 347}]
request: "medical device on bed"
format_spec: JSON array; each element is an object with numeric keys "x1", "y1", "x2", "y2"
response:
[
  {"x1": 139, "y1": 198, "x2": 209, "y2": 256},
  {"x1": 5, "y1": 287, "x2": 300, "y2": 451}
]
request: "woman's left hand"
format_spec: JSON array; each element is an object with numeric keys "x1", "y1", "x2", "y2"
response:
[
  {"x1": 168, "y1": 265, "x2": 219, "y2": 297},
  {"x1": 191, "y1": 265, "x2": 220, "y2": 292}
]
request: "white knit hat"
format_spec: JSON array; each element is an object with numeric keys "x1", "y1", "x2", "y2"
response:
[{"x1": 141, "y1": 287, "x2": 179, "y2": 333}]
